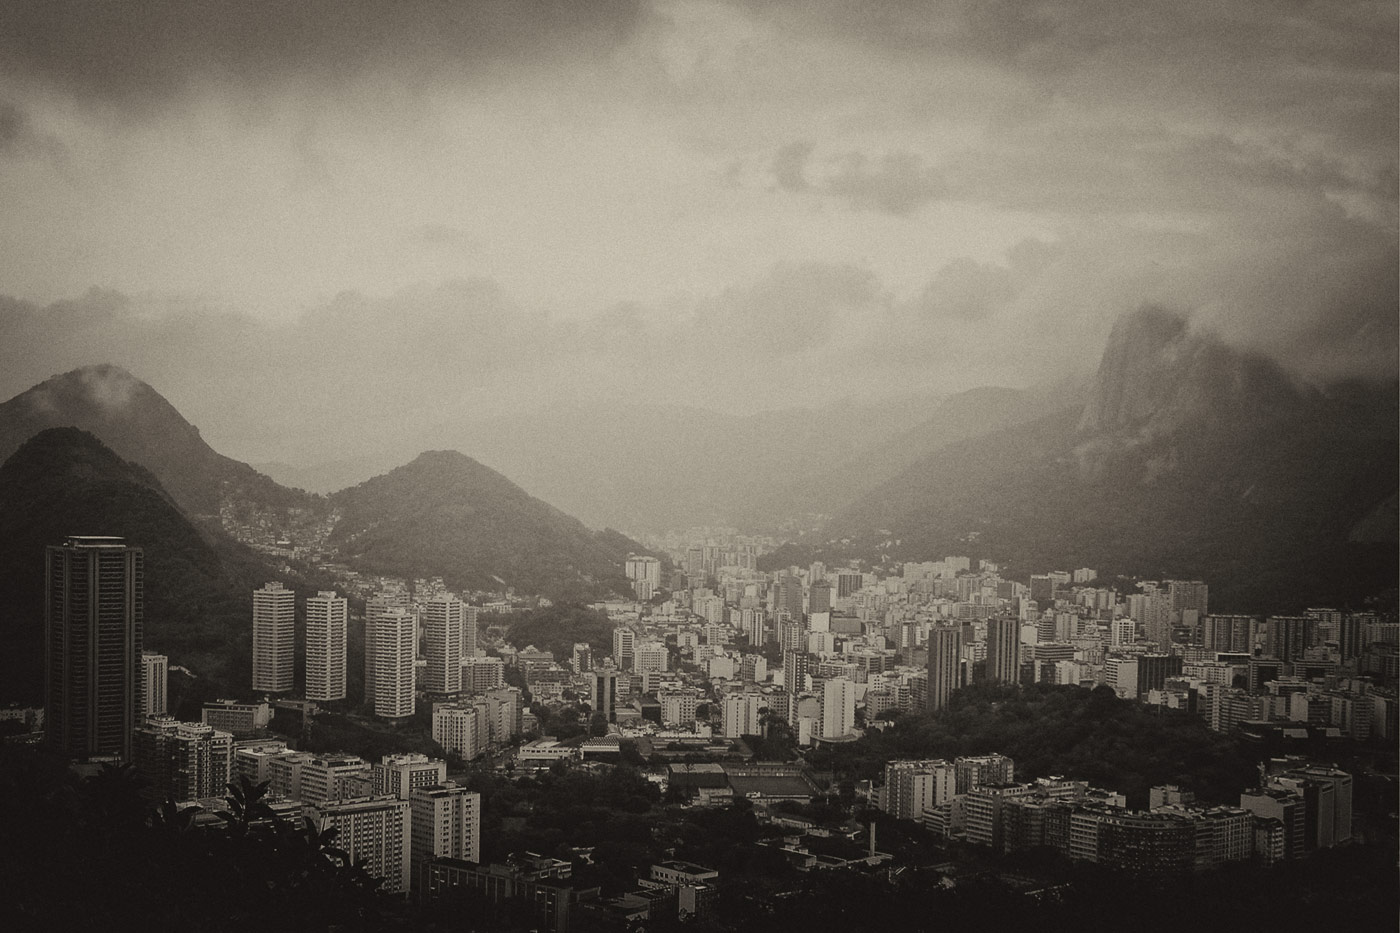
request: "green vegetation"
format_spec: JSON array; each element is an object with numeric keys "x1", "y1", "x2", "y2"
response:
[
  {"x1": 809, "y1": 683, "x2": 1258, "y2": 807},
  {"x1": 327, "y1": 449, "x2": 642, "y2": 600},
  {"x1": 500, "y1": 603, "x2": 616, "y2": 658}
]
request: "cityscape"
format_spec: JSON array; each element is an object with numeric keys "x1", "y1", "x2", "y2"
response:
[
  {"x1": 0, "y1": 2, "x2": 1397, "y2": 932},
  {"x1": 5, "y1": 510, "x2": 1396, "y2": 929}
]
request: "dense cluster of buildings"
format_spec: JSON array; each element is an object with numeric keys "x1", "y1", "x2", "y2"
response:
[
  {"x1": 876, "y1": 753, "x2": 1352, "y2": 877},
  {"x1": 28, "y1": 531, "x2": 1390, "y2": 919},
  {"x1": 569, "y1": 553, "x2": 1398, "y2": 749}
]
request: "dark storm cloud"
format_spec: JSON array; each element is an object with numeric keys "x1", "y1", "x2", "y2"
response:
[{"x1": 0, "y1": 0, "x2": 645, "y2": 107}]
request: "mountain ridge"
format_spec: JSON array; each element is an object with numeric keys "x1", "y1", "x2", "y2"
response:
[
  {"x1": 0, "y1": 427, "x2": 280, "y2": 702},
  {"x1": 327, "y1": 448, "x2": 647, "y2": 600},
  {"x1": 815, "y1": 307, "x2": 1398, "y2": 611}
]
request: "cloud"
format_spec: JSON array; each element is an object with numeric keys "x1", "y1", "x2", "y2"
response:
[
  {"x1": 771, "y1": 140, "x2": 814, "y2": 191},
  {"x1": 691, "y1": 262, "x2": 885, "y2": 352},
  {"x1": 0, "y1": 1, "x2": 645, "y2": 110},
  {"x1": 0, "y1": 98, "x2": 66, "y2": 164},
  {"x1": 767, "y1": 145, "x2": 948, "y2": 215},
  {"x1": 824, "y1": 150, "x2": 947, "y2": 215}
]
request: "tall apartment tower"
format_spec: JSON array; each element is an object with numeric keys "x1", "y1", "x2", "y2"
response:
[
  {"x1": 142, "y1": 652, "x2": 168, "y2": 717},
  {"x1": 422, "y1": 596, "x2": 465, "y2": 695},
  {"x1": 252, "y1": 582, "x2": 295, "y2": 694},
  {"x1": 986, "y1": 617, "x2": 1022, "y2": 685},
  {"x1": 926, "y1": 626, "x2": 962, "y2": 713},
  {"x1": 783, "y1": 648, "x2": 810, "y2": 699},
  {"x1": 820, "y1": 677, "x2": 856, "y2": 739},
  {"x1": 305, "y1": 591, "x2": 348, "y2": 702},
  {"x1": 365, "y1": 590, "x2": 410, "y2": 704},
  {"x1": 590, "y1": 668, "x2": 619, "y2": 723},
  {"x1": 372, "y1": 607, "x2": 417, "y2": 719},
  {"x1": 45, "y1": 536, "x2": 144, "y2": 761}
]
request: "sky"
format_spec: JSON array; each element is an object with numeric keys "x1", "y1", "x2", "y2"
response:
[{"x1": 0, "y1": 0, "x2": 1395, "y2": 464}]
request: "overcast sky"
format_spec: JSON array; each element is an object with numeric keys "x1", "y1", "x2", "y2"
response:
[{"x1": 0, "y1": 0, "x2": 1394, "y2": 462}]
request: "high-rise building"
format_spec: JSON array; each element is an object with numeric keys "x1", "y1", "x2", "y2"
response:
[
  {"x1": 132, "y1": 716, "x2": 233, "y2": 802},
  {"x1": 300, "y1": 754, "x2": 371, "y2": 806},
  {"x1": 307, "y1": 795, "x2": 412, "y2": 894},
  {"x1": 1167, "y1": 580, "x2": 1209, "y2": 617},
  {"x1": 571, "y1": 642, "x2": 593, "y2": 674},
  {"x1": 433, "y1": 704, "x2": 488, "y2": 761},
  {"x1": 882, "y1": 759, "x2": 955, "y2": 821},
  {"x1": 954, "y1": 754, "x2": 1015, "y2": 794},
  {"x1": 1265, "y1": 615, "x2": 1310, "y2": 662},
  {"x1": 809, "y1": 581, "x2": 832, "y2": 615},
  {"x1": 252, "y1": 582, "x2": 295, "y2": 694},
  {"x1": 305, "y1": 591, "x2": 348, "y2": 702},
  {"x1": 423, "y1": 596, "x2": 466, "y2": 695},
  {"x1": 1106, "y1": 657, "x2": 1139, "y2": 699},
  {"x1": 365, "y1": 590, "x2": 410, "y2": 704},
  {"x1": 819, "y1": 677, "x2": 856, "y2": 739},
  {"x1": 986, "y1": 617, "x2": 1021, "y2": 685},
  {"x1": 783, "y1": 649, "x2": 809, "y2": 697},
  {"x1": 1203, "y1": 615, "x2": 1256, "y2": 654},
  {"x1": 590, "y1": 668, "x2": 619, "y2": 723},
  {"x1": 462, "y1": 656, "x2": 505, "y2": 693},
  {"x1": 372, "y1": 607, "x2": 417, "y2": 719},
  {"x1": 626, "y1": 555, "x2": 662, "y2": 600},
  {"x1": 926, "y1": 626, "x2": 962, "y2": 713},
  {"x1": 612, "y1": 627, "x2": 636, "y2": 670},
  {"x1": 635, "y1": 641, "x2": 668, "y2": 673},
  {"x1": 141, "y1": 652, "x2": 168, "y2": 717},
  {"x1": 373, "y1": 753, "x2": 448, "y2": 799},
  {"x1": 1110, "y1": 619, "x2": 1137, "y2": 648},
  {"x1": 411, "y1": 783, "x2": 482, "y2": 867},
  {"x1": 45, "y1": 536, "x2": 144, "y2": 761},
  {"x1": 719, "y1": 693, "x2": 765, "y2": 737},
  {"x1": 1137, "y1": 654, "x2": 1184, "y2": 698},
  {"x1": 779, "y1": 617, "x2": 806, "y2": 654}
]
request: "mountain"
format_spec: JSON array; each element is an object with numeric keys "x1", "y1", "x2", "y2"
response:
[
  {"x1": 0, "y1": 428, "x2": 283, "y2": 703},
  {"x1": 0, "y1": 364, "x2": 325, "y2": 528},
  {"x1": 328, "y1": 450, "x2": 648, "y2": 600},
  {"x1": 817, "y1": 307, "x2": 1398, "y2": 611},
  {"x1": 740, "y1": 382, "x2": 1084, "y2": 527}
]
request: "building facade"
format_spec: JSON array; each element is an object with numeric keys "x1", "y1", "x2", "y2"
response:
[
  {"x1": 45, "y1": 536, "x2": 144, "y2": 761},
  {"x1": 252, "y1": 582, "x2": 295, "y2": 694},
  {"x1": 305, "y1": 590, "x2": 348, "y2": 702}
]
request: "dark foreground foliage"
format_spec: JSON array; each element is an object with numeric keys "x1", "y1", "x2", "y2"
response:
[{"x1": 0, "y1": 747, "x2": 400, "y2": 932}]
